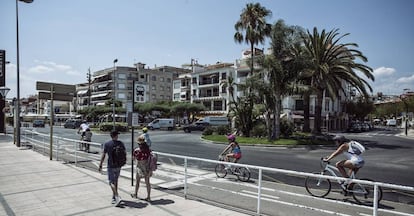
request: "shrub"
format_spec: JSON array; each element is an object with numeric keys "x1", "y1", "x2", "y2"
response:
[
  {"x1": 99, "y1": 123, "x2": 128, "y2": 132},
  {"x1": 251, "y1": 123, "x2": 267, "y2": 138},
  {"x1": 215, "y1": 125, "x2": 230, "y2": 135},
  {"x1": 202, "y1": 126, "x2": 214, "y2": 135},
  {"x1": 280, "y1": 120, "x2": 294, "y2": 138}
]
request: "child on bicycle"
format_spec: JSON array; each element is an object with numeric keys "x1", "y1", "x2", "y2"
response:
[
  {"x1": 324, "y1": 135, "x2": 365, "y2": 183},
  {"x1": 221, "y1": 134, "x2": 241, "y2": 163}
]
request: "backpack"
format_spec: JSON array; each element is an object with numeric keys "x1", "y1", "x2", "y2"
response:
[
  {"x1": 149, "y1": 153, "x2": 158, "y2": 171},
  {"x1": 111, "y1": 141, "x2": 127, "y2": 167},
  {"x1": 349, "y1": 141, "x2": 365, "y2": 155}
]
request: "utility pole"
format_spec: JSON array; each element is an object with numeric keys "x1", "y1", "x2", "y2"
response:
[{"x1": 87, "y1": 68, "x2": 91, "y2": 107}]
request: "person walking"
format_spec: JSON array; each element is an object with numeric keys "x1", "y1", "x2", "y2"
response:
[
  {"x1": 131, "y1": 135, "x2": 152, "y2": 202},
  {"x1": 98, "y1": 130, "x2": 127, "y2": 206},
  {"x1": 142, "y1": 127, "x2": 152, "y2": 147},
  {"x1": 82, "y1": 128, "x2": 92, "y2": 152}
]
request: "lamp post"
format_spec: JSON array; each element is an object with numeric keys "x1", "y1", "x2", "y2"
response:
[
  {"x1": 16, "y1": 0, "x2": 34, "y2": 147},
  {"x1": 0, "y1": 87, "x2": 10, "y2": 134},
  {"x1": 112, "y1": 59, "x2": 118, "y2": 130}
]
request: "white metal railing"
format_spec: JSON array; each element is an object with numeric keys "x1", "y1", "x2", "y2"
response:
[{"x1": 19, "y1": 130, "x2": 414, "y2": 216}]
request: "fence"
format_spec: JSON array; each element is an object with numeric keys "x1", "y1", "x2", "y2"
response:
[{"x1": 19, "y1": 129, "x2": 414, "y2": 216}]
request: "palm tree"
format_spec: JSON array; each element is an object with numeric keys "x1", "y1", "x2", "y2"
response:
[
  {"x1": 302, "y1": 27, "x2": 374, "y2": 134},
  {"x1": 234, "y1": 2, "x2": 272, "y2": 75},
  {"x1": 257, "y1": 20, "x2": 306, "y2": 140}
]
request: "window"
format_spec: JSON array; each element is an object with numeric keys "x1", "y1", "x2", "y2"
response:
[
  {"x1": 221, "y1": 86, "x2": 226, "y2": 93},
  {"x1": 152, "y1": 94, "x2": 156, "y2": 100},
  {"x1": 151, "y1": 76, "x2": 156, "y2": 81},
  {"x1": 221, "y1": 73, "x2": 227, "y2": 80},
  {"x1": 213, "y1": 101, "x2": 223, "y2": 110},
  {"x1": 160, "y1": 77, "x2": 164, "y2": 82},
  {"x1": 167, "y1": 78, "x2": 171, "y2": 82},
  {"x1": 118, "y1": 83, "x2": 126, "y2": 89},
  {"x1": 140, "y1": 74, "x2": 145, "y2": 79},
  {"x1": 118, "y1": 93, "x2": 126, "y2": 99},
  {"x1": 295, "y1": 100, "x2": 304, "y2": 110},
  {"x1": 325, "y1": 99, "x2": 330, "y2": 111},
  {"x1": 173, "y1": 82, "x2": 180, "y2": 89},
  {"x1": 152, "y1": 85, "x2": 156, "y2": 90},
  {"x1": 174, "y1": 93, "x2": 180, "y2": 100},
  {"x1": 118, "y1": 73, "x2": 126, "y2": 79},
  {"x1": 160, "y1": 86, "x2": 164, "y2": 91}
]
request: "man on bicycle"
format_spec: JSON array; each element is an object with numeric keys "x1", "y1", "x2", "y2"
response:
[
  {"x1": 221, "y1": 134, "x2": 241, "y2": 163},
  {"x1": 324, "y1": 135, "x2": 365, "y2": 182}
]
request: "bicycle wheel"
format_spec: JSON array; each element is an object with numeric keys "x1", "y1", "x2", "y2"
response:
[
  {"x1": 235, "y1": 167, "x2": 250, "y2": 182},
  {"x1": 305, "y1": 172, "x2": 331, "y2": 198},
  {"x1": 351, "y1": 178, "x2": 383, "y2": 205},
  {"x1": 215, "y1": 164, "x2": 227, "y2": 178}
]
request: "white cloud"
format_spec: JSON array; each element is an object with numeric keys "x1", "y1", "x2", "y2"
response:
[
  {"x1": 373, "y1": 67, "x2": 396, "y2": 77},
  {"x1": 396, "y1": 74, "x2": 414, "y2": 83}
]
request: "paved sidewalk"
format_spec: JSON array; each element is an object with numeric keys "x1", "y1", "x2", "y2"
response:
[{"x1": 0, "y1": 135, "x2": 248, "y2": 216}]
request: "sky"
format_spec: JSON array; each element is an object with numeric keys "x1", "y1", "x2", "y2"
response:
[{"x1": 1, "y1": 0, "x2": 413, "y2": 98}]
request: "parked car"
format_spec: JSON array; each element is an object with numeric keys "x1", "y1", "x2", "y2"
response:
[
  {"x1": 33, "y1": 119, "x2": 45, "y2": 127},
  {"x1": 347, "y1": 122, "x2": 362, "y2": 132},
  {"x1": 183, "y1": 122, "x2": 210, "y2": 133},
  {"x1": 64, "y1": 119, "x2": 82, "y2": 129}
]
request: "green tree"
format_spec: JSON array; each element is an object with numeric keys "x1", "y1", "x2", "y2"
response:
[
  {"x1": 257, "y1": 20, "x2": 306, "y2": 140},
  {"x1": 302, "y1": 28, "x2": 374, "y2": 134}
]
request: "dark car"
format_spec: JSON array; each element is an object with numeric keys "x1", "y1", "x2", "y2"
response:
[
  {"x1": 64, "y1": 119, "x2": 82, "y2": 129},
  {"x1": 33, "y1": 119, "x2": 45, "y2": 127},
  {"x1": 183, "y1": 122, "x2": 210, "y2": 133}
]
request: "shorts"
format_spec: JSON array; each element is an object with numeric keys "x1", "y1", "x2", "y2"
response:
[
  {"x1": 107, "y1": 167, "x2": 121, "y2": 184},
  {"x1": 349, "y1": 158, "x2": 365, "y2": 168},
  {"x1": 233, "y1": 153, "x2": 242, "y2": 159},
  {"x1": 136, "y1": 160, "x2": 150, "y2": 177}
]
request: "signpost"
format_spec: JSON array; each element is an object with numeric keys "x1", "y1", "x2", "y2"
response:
[{"x1": 36, "y1": 81, "x2": 75, "y2": 160}]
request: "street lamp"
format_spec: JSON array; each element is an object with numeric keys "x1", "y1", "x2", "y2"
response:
[
  {"x1": 16, "y1": 0, "x2": 34, "y2": 147},
  {"x1": 0, "y1": 86, "x2": 10, "y2": 134},
  {"x1": 112, "y1": 58, "x2": 118, "y2": 130}
]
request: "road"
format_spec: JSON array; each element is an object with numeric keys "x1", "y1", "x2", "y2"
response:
[{"x1": 21, "y1": 126, "x2": 414, "y2": 207}]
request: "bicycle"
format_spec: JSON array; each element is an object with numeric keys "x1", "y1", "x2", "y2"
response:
[
  {"x1": 305, "y1": 158, "x2": 383, "y2": 205},
  {"x1": 215, "y1": 154, "x2": 251, "y2": 182}
]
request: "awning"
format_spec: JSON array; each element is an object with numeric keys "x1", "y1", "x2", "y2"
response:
[
  {"x1": 91, "y1": 93, "x2": 109, "y2": 98},
  {"x1": 96, "y1": 102, "x2": 106, "y2": 106},
  {"x1": 97, "y1": 83, "x2": 110, "y2": 88},
  {"x1": 77, "y1": 90, "x2": 88, "y2": 95}
]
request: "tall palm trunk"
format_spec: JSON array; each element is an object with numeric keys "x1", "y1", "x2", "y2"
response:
[
  {"x1": 303, "y1": 91, "x2": 311, "y2": 132},
  {"x1": 312, "y1": 89, "x2": 323, "y2": 134},
  {"x1": 272, "y1": 96, "x2": 282, "y2": 139}
]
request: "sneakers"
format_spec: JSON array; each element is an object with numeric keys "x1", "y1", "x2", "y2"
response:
[
  {"x1": 111, "y1": 197, "x2": 116, "y2": 204},
  {"x1": 115, "y1": 196, "x2": 122, "y2": 206}
]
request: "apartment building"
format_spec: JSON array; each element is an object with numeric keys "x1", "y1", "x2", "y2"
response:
[{"x1": 77, "y1": 63, "x2": 189, "y2": 109}]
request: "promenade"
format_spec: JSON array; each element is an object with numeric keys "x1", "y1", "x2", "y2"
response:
[{"x1": 0, "y1": 135, "x2": 247, "y2": 216}]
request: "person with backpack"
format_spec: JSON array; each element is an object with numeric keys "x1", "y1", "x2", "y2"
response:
[
  {"x1": 98, "y1": 130, "x2": 127, "y2": 207},
  {"x1": 141, "y1": 127, "x2": 152, "y2": 147},
  {"x1": 324, "y1": 135, "x2": 365, "y2": 181},
  {"x1": 130, "y1": 135, "x2": 152, "y2": 202}
]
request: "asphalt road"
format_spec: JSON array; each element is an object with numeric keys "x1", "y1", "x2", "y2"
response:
[{"x1": 22, "y1": 125, "x2": 414, "y2": 204}]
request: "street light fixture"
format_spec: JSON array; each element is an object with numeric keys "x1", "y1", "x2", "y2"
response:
[
  {"x1": 16, "y1": 0, "x2": 34, "y2": 147},
  {"x1": 112, "y1": 59, "x2": 118, "y2": 130}
]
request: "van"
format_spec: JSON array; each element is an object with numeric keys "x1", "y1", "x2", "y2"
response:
[
  {"x1": 197, "y1": 116, "x2": 229, "y2": 126},
  {"x1": 147, "y1": 118, "x2": 175, "y2": 130}
]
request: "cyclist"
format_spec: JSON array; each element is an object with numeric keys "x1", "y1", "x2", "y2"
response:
[
  {"x1": 221, "y1": 134, "x2": 241, "y2": 163},
  {"x1": 324, "y1": 135, "x2": 365, "y2": 182}
]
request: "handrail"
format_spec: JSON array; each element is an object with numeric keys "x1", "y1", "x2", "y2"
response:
[{"x1": 19, "y1": 130, "x2": 414, "y2": 216}]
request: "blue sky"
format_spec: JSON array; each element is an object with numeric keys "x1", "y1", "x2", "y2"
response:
[{"x1": 1, "y1": 0, "x2": 413, "y2": 98}]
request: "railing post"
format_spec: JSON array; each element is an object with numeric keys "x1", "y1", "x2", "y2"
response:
[
  {"x1": 373, "y1": 184, "x2": 378, "y2": 216},
  {"x1": 184, "y1": 157, "x2": 188, "y2": 199},
  {"x1": 74, "y1": 140, "x2": 77, "y2": 166},
  {"x1": 257, "y1": 168, "x2": 262, "y2": 215},
  {"x1": 56, "y1": 138, "x2": 59, "y2": 161}
]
